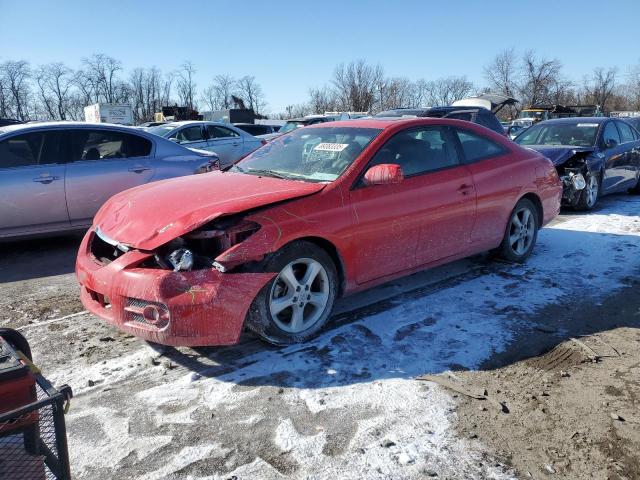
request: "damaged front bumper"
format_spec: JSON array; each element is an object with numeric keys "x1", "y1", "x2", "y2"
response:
[
  {"x1": 559, "y1": 169, "x2": 586, "y2": 206},
  {"x1": 76, "y1": 230, "x2": 275, "y2": 346}
]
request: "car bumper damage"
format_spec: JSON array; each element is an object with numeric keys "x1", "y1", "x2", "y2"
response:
[
  {"x1": 559, "y1": 169, "x2": 587, "y2": 205},
  {"x1": 76, "y1": 230, "x2": 275, "y2": 346}
]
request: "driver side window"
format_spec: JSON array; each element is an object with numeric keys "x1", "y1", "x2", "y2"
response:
[
  {"x1": 602, "y1": 122, "x2": 621, "y2": 149},
  {"x1": 369, "y1": 126, "x2": 459, "y2": 177}
]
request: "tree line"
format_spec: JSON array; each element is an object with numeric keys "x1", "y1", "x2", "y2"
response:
[
  {"x1": 0, "y1": 54, "x2": 266, "y2": 123},
  {"x1": 2, "y1": 50, "x2": 640, "y2": 123}
]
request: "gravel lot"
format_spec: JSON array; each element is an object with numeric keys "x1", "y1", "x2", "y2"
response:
[{"x1": 1, "y1": 194, "x2": 639, "y2": 479}]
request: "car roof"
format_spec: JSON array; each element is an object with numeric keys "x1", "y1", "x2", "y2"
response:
[
  {"x1": 0, "y1": 121, "x2": 145, "y2": 136},
  {"x1": 536, "y1": 117, "x2": 608, "y2": 125},
  {"x1": 305, "y1": 117, "x2": 459, "y2": 130}
]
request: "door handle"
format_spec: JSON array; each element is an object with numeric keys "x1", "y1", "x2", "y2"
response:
[
  {"x1": 33, "y1": 175, "x2": 60, "y2": 184},
  {"x1": 128, "y1": 166, "x2": 150, "y2": 173}
]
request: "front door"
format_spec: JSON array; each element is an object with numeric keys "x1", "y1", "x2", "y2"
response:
[
  {"x1": 0, "y1": 130, "x2": 69, "y2": 237},
  {"x1": 64, "y1": 129, "x2": 155, "y2": 226},
  {"x1": 206, "y1": 125, "x2": 243, "y2": 167},
  {"x1": 349, "y1": 126, "x2": 476, "y2": 284}
]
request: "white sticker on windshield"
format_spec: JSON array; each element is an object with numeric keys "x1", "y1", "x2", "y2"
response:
[
  {"x1": 313, "y1": 143, "x2": 349, "y2": 152},
  {"x1": 577, "y1": 123, "x2": 598, "y2": 127}
]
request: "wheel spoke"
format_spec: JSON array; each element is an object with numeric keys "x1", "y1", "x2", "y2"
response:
[
  {"x1": 509, "y1": 233, "x2": 520, "y2": 246},
  {"x1": 271, "y1": 295, "x2": 294, "y2": 315},
  {"x1": 308, "y1": 291, "x2": 329, "y2": 308},
  {"x1": 301, "y1": 261, "x2": 320, "y2": 287},
  {"x1": 279, "y1": 264, "x2": 299, "y2": 291},
  {"x1": 522, "y1": 209, "x2": 530, "y2": 228},
  {"x1": 512, "y1": 215, "x2": 522, "y2": 228},
  {"x1": 517, "y1": 238, "x2": 525, "y2": 254},
  {"x1": 290, "y1": 304, "x2": 304, "y2": 331}
]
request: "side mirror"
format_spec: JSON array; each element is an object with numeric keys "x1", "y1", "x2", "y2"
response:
[
  {"x1": 169, "y1": 137, "x2": 182, "y2": 144},
  {"x1": 605, "y1": 138, "x2": 618, "y2": 149},
  {"x1": 362, "y1": 163, "x2": 404, "y2": 186}
]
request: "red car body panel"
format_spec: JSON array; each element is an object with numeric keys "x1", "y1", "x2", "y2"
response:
[
  {"x1": 76, "y1": 118, "x2": 562, "y2": 346},
  {"x1": 93, "y1": 172, "x2": 325, "y2": 251}
]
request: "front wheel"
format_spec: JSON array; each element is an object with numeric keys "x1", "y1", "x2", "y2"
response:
[
  {"x1": 575, "y1": 172, "x2": 600, "y2": 211},
  {"x1": 246, "y1": 241, "x2": 338, "y2": 345},
  {"x1": 496, "y1": 198, "x2": 539, "y2": 263}
]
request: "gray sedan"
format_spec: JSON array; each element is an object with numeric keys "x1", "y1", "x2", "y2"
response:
[
  {"x1": 147, "y1": 121, "x2": 264, "y2": 167},
  {"x1": 0, "y1": 122, "x2": 219, "y2": 239}
]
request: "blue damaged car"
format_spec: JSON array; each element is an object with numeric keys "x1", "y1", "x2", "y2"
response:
[{"x1": 515, "y1": 117, "x2": 640, "y2": 210}]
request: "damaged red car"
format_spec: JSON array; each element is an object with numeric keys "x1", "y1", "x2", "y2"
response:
[{"x1": 76, "y1": 118, "x2": 562, "y2": 346}]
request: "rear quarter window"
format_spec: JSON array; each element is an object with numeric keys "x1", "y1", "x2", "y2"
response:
[{"x1": 455, "y1": 129, "x2": 507, "y2": 163}]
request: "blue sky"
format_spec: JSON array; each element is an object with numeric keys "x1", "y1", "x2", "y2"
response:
[{"x1": 2, "y1": 0, "x2": 639, "y2": 113}]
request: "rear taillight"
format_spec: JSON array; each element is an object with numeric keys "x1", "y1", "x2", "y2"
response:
[{"x1": 195, "y1": 158, "x2": 220, "y2": 174}]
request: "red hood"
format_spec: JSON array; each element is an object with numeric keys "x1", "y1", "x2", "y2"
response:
[{"x1": 94, "y1": 171, "x2": 325, "y2": 250}]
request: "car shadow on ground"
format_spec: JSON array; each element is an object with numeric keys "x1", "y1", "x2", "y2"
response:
[
  {"x1": 149, "y1": 223, "x2": 640, "y2": 391},
  {"x1": 0, "y1": 232, "x2": 85, "y2": 283}
]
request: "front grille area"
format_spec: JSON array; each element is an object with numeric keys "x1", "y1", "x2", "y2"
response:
[
  {"x1": 124, "y1": 298, "x2": 170, "y2": 330},
  {"x1": 90, "y1": 233, "x2": 125, "y2": 265}
]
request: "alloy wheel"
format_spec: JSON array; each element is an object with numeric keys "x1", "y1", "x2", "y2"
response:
[
  {"x1": 269, "y1": 258, "x2": 330, "y2": 333},
  {"x1": 508, "y1": 207, "x2": 536, "y2": 256},
  {"x1": 585, "y1": 175, "x2": 599, "y2": 208}
]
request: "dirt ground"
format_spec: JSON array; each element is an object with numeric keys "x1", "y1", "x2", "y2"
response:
[
  {"x1": 452, "y1": 281, "x2": 640, "y2": 480},
  {"x1": 1, "y1": 195, "x2": 639, "y2": 479}
]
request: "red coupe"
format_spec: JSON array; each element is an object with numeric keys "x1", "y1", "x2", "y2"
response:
[{"x1": 76, "y1": 118, "x2": 562, "y2": 346}]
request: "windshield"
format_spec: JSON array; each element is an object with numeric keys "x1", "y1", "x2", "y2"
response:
[
  {"x1": 375, "y1": 109, "x2": 424, "y2": 118},
  {"x1": 232, "y1": 126, "x2": 381, "y2": 182},
  {"x1": 147, "y1": 124, "x2": 178, "y2": 137},
  {"x1": 279, "y1": 121, "x2": 306, "y2": 134},
  {"x1": 515, "y1": 122, "x2": 599, "y2": 147}
]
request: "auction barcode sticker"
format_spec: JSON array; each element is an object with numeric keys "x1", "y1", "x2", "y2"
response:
[{"x1": 314, "y1": 143, "x2": 349, "y2": 152}]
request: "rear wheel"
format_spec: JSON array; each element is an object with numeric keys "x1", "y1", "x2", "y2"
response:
[
  {"x1": 246, "y1": 241, "x2": 338, "y2": 345},
  {"x1": 496, "y1": 198, "x2": 539, "y2": 263},
  {"x1": 575, "y1": 172, "x2": 600, "y2": 211}
]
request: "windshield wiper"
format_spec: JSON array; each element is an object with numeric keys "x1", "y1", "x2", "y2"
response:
[{"x1": 246, "y1": 168, "x2": 288, "y2": 179}]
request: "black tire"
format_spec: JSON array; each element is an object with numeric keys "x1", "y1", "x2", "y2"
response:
[
  {"x1": 496, "y1": 198, "x2": 539, "y2": 263},
  {"x1": 630, "y1": 176, "x2": 640, "y2": 195},
  {"x1": 246, "y1": 241, "x2": 338, "y2": 345},
  {"x1": 575, "y1": 171, "x2": 600, "y2": 211}
]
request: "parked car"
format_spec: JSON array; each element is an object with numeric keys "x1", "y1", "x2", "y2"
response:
[
  {"x1": 147, "y1": 121, "x2": 264, "y2": 167},
  {"x1": 76, "y1": 117, "x2": 561, "y2": 347},
  {"x1": 0, "y1": 122, "x2": 218, "y2": 239},
  {"x1": 0, "y1": 118, "x2": 23, "y2": 128},
  {"x1": 138, "y1": 121, "x2": 167, "y2": 128},
  {"x1": 233, "y1": 123, "x2": 280, "y2": 136},
  {"x1": 514, "y1": 117, "x2": 640, "y2": 210},
  {"x1": 506, "y1": 124, "x2": 527, "y2": 140}
]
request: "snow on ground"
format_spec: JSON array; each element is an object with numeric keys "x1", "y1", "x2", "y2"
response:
[{"x1": 48, "y1": 196, "x2": 640, "y2": 478}]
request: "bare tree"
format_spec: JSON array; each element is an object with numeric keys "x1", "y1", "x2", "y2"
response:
[
  {"x1": 427, "y1": 76, "x2": 474, "y2": 106},
  {"x1": 176, "y1": 61, "x2": 197, "y2": 109},
  {"x1": 381, "y1": 77, "x2": 415, "y2": 110},
  {"x1": 308, "y1": 86, "x2": 336, "y2": 114},
  {"x1": 129, "y1": 67, "x2": 166, "y2": 122},
  {"x1": 582, "y1": 67, "x2": 617, "y2": 110},
  {"x1": 237, "y1": 75, "x2": 266, "y2": 114},
  {"x1": 519, "y1": 50, "x2": 563, "y2": 106},
  {"x1": 331, "y1": 60, "x2": 384, "y2": 112},
  {"x1": 34, "y1": 63, "x2": 74, "y2": 120},
  {"x1": 202, "y1": 74, "x2": 236, "y2": 110},
  {"x1": 80, "y1": 54, "x2": 123, "y2": 103},
  {"x1": 0, "y1": 60, "x2": 32, "y2": 120}
]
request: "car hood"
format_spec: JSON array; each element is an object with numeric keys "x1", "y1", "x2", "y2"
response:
[
  {"x1": 523, "y1": 145, "x2": 595, "y2": 166},
  {"x1": 93, "y1": 171, "x2": 325, "y2": 250}
]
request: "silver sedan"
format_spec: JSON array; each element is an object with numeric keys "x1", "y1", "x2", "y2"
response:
[
  {"x1": 0, "y1": 122, "x2": 219, "y2": 239},
  {"x1": 147, "y1": 121, "x2": 264, "y2": 167}
]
